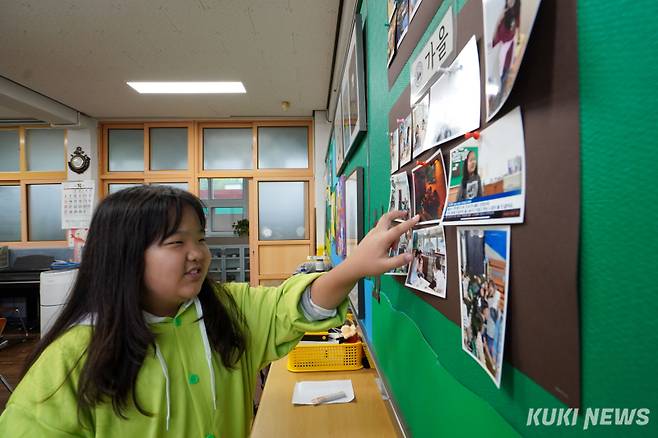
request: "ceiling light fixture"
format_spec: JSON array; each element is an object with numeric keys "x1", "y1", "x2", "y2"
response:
[{"x1": 126, "y1": 82, "x2": 246, "y2": 94}]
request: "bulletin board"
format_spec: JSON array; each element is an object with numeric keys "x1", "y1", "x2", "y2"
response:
[{"x1": 385, "y1": 0, "x2": 581, "y2": 408}]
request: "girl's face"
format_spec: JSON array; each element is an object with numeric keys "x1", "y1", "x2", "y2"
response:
[
  {"x1": 142, "y1": 206, "x2": 211, "y2": 316},
  {"x1": 466, "y1": 152, "x2": 477, "y2": 174}
]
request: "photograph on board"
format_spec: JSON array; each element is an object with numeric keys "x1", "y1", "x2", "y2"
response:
[
  {"x1": 389, "y1": 129, "x2": 399, "y2": 173},
  {"x1": 388, "y1": 172, "x2": 412, "y2": 219},
  {"x1": 443, "y1": 107, "x2": 525, "y2": 225},
  {"x1": 387, "y1": 12, "x2": 397, "y2": 66},
  {"x1": 409, "y1": 0, "x2": 423, "y2": 21},
  {"x1": 412, "y1": 149, "x2": 448, "y2": 225},
  {"x1": 399, "y1": 113, "x2": 413, "y2": 167},
  {"x1": 405, "y1": 225, "x2": 447, "y2": 298},
  {"x1": 341, "y1": 77, "x2": 351, "y2": 158},
  {"x1": 388, "y1": 0, "x2": 397, "y2": 23},
  {"x1": 411, "y1": 93, "x2": 429, "y2": 158},
  {"x1": 458, "y1": 226, "x2": 510, "y2": 387},
  {"x1": 423, "y1": 36, "x2": 481, "y2": 151},
  {"x1": 483, "y1": 0, "x2": 542, "y2": 120},
  {"x1": 386, "y1": 227, "x2": 413, "y2": 276},
  {"x1": 335, "y1": 176, "x2": 346, "y2": 257},
  {"x1": 395, "y1": 0, "x2": 409, "y2": 48}
]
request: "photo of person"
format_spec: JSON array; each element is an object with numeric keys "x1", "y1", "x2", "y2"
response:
[
  {"x1": 399, "y1": 113, "x2": 412, "y2": 166},
  {"x1": 457, "y1": 226, "x2": 510, "y2": 387},
  {"x1": 405, "y1": 225, "x2": 447, "y2": 298},
  {"x1": 411, "y1": 149, "x2": 448, "y2": 225},
  {"x1": 389, "y1": 129, "x2": 399, "y2": 173},
  {"x1": 411, "y1": 93, "x2": 429, "y2": 158},
  {"x1": 483, "y1": 0, "x2": 542, "y2": 120},
  {"x1": 388, "y1": 172, "x2": 412, "y2": 219},
  {"x1": 387, "y1": 12, "x2": 397, "y2": 66},
  {"x1": 395, "y1": 0, "x2": 409, "y2": 48},
  {"x1": 409, "y1": 0, "x2": 423, "y2": 21},
  {"x1": 423, "y1": 36, "x2": 481, "y2": 151},
  {"x1": 386, "y1": 227, "x2": 413, "y2": 276},
  {"x1": 444, "y1": 107, "x2": 526, "y2": 225}
]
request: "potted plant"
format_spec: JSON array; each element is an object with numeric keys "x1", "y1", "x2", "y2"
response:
[{"x1": 232, "y1": 219, "x2": 249, "y2": 237}]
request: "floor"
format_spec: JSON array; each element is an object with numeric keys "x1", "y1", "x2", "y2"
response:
[{"x1": 0, "y1": 331, "x2": 39, "y2": 412}]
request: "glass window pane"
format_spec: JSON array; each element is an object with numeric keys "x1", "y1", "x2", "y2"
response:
[
  {"x1": 258, "y1": 181, "x2": 307, "y2": 240},
  {"x1": 150, "y1": 128, "x2": 188, "y2": 170},
  {"x1": 26, "y1": 129, "x2": 65, "y2": 171},
  {"x1": 203, "y1": 128, "x2": 252, "y2": 170},
  {"x1": 28, "y1": 184, "x2": 64, "y2": 241},
  {"x1": 109, "y1": 129, "x2": 144, "y2": 171},
  {"x1": 212, "y1": 207, "x2": 245, "y2": 233},
  {"x1": 0, "y1": 185, "x2": 21, "y2": 241},
  {"x1": 108, "y1": 183, "x2": 141, "y2": 194},
  {"x1": 199, "y1": 178, "x2": 209, "y2": 199},
  {"x1": 151, "y1": 182, "x2": 189, "y2": 191},
  {"x1": 0, "y1": 130, "x2": 20, "y2": 172},
  {"x1": 258, "y1": 127, "x2": 308, "y2": 169},
  {"x1": 212, "y1": 178, "x2": 244, "y2": 200}
]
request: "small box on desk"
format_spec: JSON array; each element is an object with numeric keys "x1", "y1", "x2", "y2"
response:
[{"x1": 287, "y1": 341, "x2": 363, "y2": 372}]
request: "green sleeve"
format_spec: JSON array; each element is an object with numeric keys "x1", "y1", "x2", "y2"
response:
[
  {"x1": 0, "y1": 327, "x2": 93, "y2": 437},
  {"x1": 222, "y1": 273, "x2": 349, "y2": 371}
]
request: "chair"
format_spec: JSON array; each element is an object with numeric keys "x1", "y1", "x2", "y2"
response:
[{"x1": 0, "y1": 317, "x2": 15, "y2": 393}]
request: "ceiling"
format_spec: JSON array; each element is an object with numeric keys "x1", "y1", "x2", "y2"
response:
[{"x1": 0, "y1": 0, "x2": 352, "y2": 120}]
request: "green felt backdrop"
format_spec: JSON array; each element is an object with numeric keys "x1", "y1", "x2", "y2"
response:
[{"x1": 329, "y1": 0, "x2": 658, "y2": 436}]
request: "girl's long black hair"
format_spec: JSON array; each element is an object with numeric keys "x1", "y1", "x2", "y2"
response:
[
  {"x1": 461, "y1": 150, "x2": 479, "y2": 190},
  {"x1": 23, "y1": 185, "x2": 247, "y2": 419}
]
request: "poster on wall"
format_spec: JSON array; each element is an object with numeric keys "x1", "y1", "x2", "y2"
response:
[
  {"x1": 423, "y1": 36, "x2": 481, "y2": 151},
  {"x1": 483, "y1": 0, "x2": 542, "y2": 120},
  {"x1": 388, "y1": 172, "x2": 412, "y2": 219},
  {"x1": 386, "y1": 227, "x2": 412, "y2": 276},
  {"x1": 411, "y1": 93, "x2": 429, "y2": 158},
  {"x1": 395, "y1": 0, "x2": 409, "y2": 48},
  {"x1": 410, "y1": 6, "x2": 454, "y2": 105},
  {"x1": 389, "y1": 129, "x2": 399, "y2": 173},
  {"x1": 458, "y1": 225, "x2": 511, "y2": 388},
  {"x1": 345, "y1": 14, "x2": 367, "y2": 155},
  {"x1": 412, "y1": 149, "x2": 447, "y2": 225},
  {"x1": 335, "y1": 176, "x2": 347, "y2": 257},
  {"x1": 399, "y1": 113, "x2": 413, "y2": 167},
  {"x1": 387, "y1": 11, "x2": 397, "y2": 66},
  {"x1": 387, "y1": 0, "x2": 397, "y2": 23},
  {"x1": 405, "y1": 225, "x2": 447, "y2": 298},
  {"x1": 443, "y1": 107, "x2": 526, "y2": 225},
  {"x1": 409, "y1": 0, "x2": 423, "y2": 21},
  {"x1": 334, "y1": 95, "x2": 345, "y2": 173},
  {"x1": 341, "y1": 78, "x2": 351, "y2": 164}
]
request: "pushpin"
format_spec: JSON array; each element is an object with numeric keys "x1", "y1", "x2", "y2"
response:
[
  {"x1": 464, "y1": 131, "x2": 480, "y2": 140},
  {"x1": 396, "y1": 118, "x2": 405, "y2": 123},
  {"x1": 416, "y1": 160, "x2": 429, "y2": 167}
]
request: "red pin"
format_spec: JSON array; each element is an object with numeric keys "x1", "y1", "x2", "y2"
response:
[{"x1": 464, "y1": 131, "x2": 480, "y2": 140}]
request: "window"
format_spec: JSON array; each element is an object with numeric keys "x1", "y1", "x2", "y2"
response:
[
  {"x1": 258, "y1": 181, "x2": 308, "y2": 240},
  {"x1": 108, "y1": 129, "x2": 144, "y2": 171},
  {"x1": 258, "y1": 126, "x2": 309, "y2": 169},
  {"x1": 203, "y1": 128, "x2": 253, "y2": 170},
  {"x1": 0, "y1": 126, "x2": 68, "y2": 245},
  {"x1": 199, "y1": 178, "x2": 248, "y2": 237}
]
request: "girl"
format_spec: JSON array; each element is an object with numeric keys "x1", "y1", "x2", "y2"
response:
[
  {"x1": 0, "y1": 185, "x2": 418, "y2": 437},
  {"x1": 457, "y1": 150, "x2": 483, "y2": 201}
]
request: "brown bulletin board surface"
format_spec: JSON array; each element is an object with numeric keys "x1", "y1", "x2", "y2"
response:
[
  {"x1": 388, "y1": 0, "x2": 443, "y2": 88},
  {"x1": 387, "y1": 0, "x2": 581, "y2": 407}
]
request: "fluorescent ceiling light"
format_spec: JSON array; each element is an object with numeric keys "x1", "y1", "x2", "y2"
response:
[{"x1": 127, "y1": 82, "x2": 246, "y2": 94}]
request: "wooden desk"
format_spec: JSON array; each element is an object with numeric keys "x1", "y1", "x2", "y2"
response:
[{"x1": 251, "y1": 356, "x2": 402, "y2": 437}]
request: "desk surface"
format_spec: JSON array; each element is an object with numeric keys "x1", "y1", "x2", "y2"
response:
[{"x1": 251, "y1": 356, "x2": 401, "y2": 437}]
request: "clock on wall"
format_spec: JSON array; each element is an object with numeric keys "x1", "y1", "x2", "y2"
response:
[{"x1": 68, "y1": 146, "x2": 91, "y2": 174}]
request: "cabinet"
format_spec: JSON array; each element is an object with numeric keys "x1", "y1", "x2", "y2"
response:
[{"x1": 207, "y1": 245, "x2": 250, "y2": 283}]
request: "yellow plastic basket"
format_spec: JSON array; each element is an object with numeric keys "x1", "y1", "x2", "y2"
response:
[{"x1": 287, "y1": 341, "x2": 363, "y2": 372}]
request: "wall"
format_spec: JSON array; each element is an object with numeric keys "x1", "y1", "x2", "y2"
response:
[{"x1": 338, "y1": 0, "x2": 658, "y2": 436}]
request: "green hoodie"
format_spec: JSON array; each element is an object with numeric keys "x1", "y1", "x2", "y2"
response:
[{"x1": 0, "y1": 273, "x2": 348, "y2": 438}]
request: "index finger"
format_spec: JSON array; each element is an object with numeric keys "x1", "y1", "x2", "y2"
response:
[
  {"x1": 376, "y1": 210, "x2": 409, "y2": 230},
  {"x1": 386, "y1": 214, "x2": 420, "y2": 241}
]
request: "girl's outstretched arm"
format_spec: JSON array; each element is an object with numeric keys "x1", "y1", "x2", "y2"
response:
[{"x1": 310, "y1": 211, "x2": 419, "y2": 309}]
